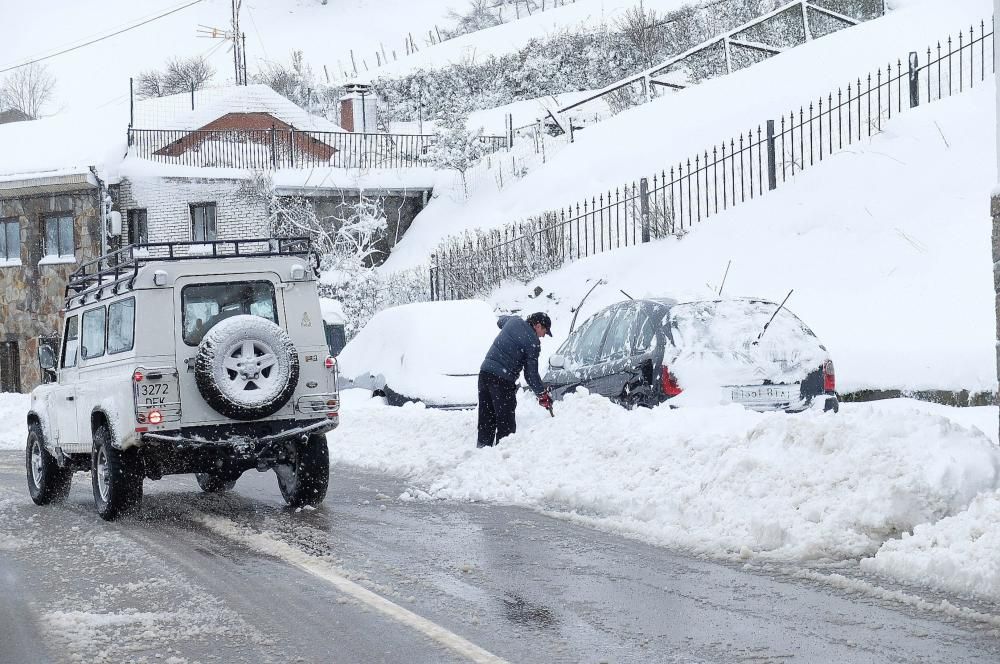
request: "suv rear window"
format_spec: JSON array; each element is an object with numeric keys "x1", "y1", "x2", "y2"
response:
[{"x1": 182, "y1": 281, "x2": 278, "y2": 346}]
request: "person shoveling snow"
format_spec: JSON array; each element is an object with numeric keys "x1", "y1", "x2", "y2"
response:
[{"x1": 477, "y1": 312, "x2": 554, "y2": 448}]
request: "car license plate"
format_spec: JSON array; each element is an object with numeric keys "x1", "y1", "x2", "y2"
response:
[{"x1": 728, "y1": 384, "x2": 796, "y2": 403}]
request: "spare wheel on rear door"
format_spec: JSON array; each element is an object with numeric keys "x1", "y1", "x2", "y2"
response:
[{"x1": 195, "y1": 315, "x2": 299, "y2": 420}]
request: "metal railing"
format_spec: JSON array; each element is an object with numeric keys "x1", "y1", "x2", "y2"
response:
[
  {"x1": 128, "y1": 128, "x2": 509, "y2": 170},
  {"x1": 430, "y1": 19, "x2": 994, "y2": 301}
]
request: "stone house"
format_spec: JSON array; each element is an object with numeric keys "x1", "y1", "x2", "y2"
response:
[{"x1": 0, "y1": 171, "x2": 105, "y2": 392}]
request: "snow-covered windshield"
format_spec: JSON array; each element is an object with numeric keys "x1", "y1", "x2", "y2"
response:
[{"x1": 182, "y1": 281, "x2": 277, "y2": 346}]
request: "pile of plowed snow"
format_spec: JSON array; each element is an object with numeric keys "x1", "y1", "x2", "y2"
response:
[{"x1": 332, "y1": 390, "x2": 1000, "y2": 599}]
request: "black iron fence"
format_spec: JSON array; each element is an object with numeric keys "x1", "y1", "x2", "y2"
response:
[
  {"x1": 128, "y1": 128, "x2": 509, "y2": 170},
  {"x1": 430, "y1": 19, "x2": 994, "y2": 301}
]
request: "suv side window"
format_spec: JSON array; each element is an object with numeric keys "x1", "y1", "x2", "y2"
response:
[
  {"x1": 81, "y1": 307, "x2": 106, "y2": 361},
  {"x1": 61, "y1": 316, "x2": 79, "y2": 368},
  {"x1": 108, "y1": 298, "x2": 136, "y2": 354}
]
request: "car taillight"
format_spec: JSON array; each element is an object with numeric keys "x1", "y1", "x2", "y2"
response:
[
  {"x1": 661, "y1": 365, "x2": 682, "y2": 397},
  {"x1": 148, "y1": 410, "x2": 163, "y2": 425},
  {"x1": 133, "y1": 369, "x2": 144, "y2": 382},
  {"x1": 324, "y1": 356, "x2": 337, "y2": 370},
  {"x1": 823, "y1": 360, "x2": 836, "y2": 393}
]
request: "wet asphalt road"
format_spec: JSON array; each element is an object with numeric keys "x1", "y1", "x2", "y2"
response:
[{"x1": 0, "y1": 449, "x2": 998, "y2": 664}]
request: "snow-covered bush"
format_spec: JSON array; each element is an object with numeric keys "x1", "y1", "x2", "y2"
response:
[
  {"x1": 427, "y1": 105, "x2": 489, "y2": 195},
  {"x1": 236, "y1": 172, "x2": 427, "y2": 334}
]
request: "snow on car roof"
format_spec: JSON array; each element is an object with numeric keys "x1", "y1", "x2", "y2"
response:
[{"x1": 337, "y1": 300, "x2": 499, "y2": 400}]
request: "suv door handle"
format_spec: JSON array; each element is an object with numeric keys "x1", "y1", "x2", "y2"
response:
[{"x1": 66, "y1": 396, "x2": 75, "y2": 401}]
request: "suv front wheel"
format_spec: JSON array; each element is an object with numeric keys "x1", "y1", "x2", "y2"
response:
[
  {"x1": 92, "y1": 426, "x2": 144, "y2": 521},
  {"x1": 275, "y1": 434, "x2": 329, "y2": 507}
]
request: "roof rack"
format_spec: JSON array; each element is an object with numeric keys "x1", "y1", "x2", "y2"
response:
[{"x1": 65, "y1": 237, "x2": 314, "y2": 310}]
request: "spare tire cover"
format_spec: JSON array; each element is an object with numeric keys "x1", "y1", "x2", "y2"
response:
[{"x1": 195, "y1": 315, "x2": 299, "y2": 420}]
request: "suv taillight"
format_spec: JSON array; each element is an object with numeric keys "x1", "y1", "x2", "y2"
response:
[
  {"x1": 823, "y1": 359, "x2": 836, "y2": 392},
  {"x1": 324, "y1": 356, "x2": 337, "y2": 371},
  {"x1": 661, "y1": 365, "x2": 682, "y2": 397}
]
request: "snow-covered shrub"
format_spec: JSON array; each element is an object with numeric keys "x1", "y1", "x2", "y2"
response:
[{"x1": 427, "y1": 104, "x2": 489, "y2": 195}]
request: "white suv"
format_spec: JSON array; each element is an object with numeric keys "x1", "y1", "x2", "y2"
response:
[{"x1": 25, "y1": 238, "x2": 339, "y2": 520}]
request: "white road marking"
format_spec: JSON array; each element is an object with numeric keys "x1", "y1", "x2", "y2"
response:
[{"x1": 198, "y1": 514, "x2": 511, "y2": 664}]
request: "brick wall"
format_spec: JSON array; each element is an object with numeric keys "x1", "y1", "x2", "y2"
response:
[{"x1": 118, "y1": 176, "x2": 269, "y2": 242}]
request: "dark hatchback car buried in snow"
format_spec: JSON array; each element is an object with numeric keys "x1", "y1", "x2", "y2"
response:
[{"x1": 544, "y1": 297, "x2": 838, "y2": 413}]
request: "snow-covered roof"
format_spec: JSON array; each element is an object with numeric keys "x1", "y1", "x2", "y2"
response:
[
  {"x1": 132, "y1": 84, "x2": 344, "y2": 133},
  {"x1": 0, "y1": 84, "x2": 344, "y2": 182}
]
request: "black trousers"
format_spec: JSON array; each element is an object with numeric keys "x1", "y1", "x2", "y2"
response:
[{"x1": 477, "y1": 371, "x2": 518, "y2": 448}]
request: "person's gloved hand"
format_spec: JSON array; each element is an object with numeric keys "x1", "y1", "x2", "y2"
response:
[{"x1": 538, "y1": 390, "x2": 553, "y2": 410}]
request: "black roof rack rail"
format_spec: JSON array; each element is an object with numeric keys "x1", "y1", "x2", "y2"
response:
[{"x1": 64, "y1": 237, "x2": 314, "y2": 311}]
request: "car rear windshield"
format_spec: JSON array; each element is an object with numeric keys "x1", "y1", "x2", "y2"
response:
[
  {"x1": 667, "y1": 300, "x2": 821, "y2": 354},
  {"x1": 182, "y1": 281, "x2": 277, "y2": 346}
]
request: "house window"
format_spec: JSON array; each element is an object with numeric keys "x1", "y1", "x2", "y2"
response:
[
  {"x1": 44, "y1": 214, "x2": 75, "y2": 258},
  {"x1": 0, "y1": 218, "x2": 20, "y2": 263},
  {"x1": 128, "y1": 209, "x2": 148, "y2": 244},
  {"x1": 191, "y1": 203, "x2": 217, "y2": 242}
]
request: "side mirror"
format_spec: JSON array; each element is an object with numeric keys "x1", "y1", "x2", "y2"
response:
[
  {"x1": 548, "y1": 354, "x2": 566, "y2": 369},
  {"x1": 38, "y1": 344, "x2": 56, "y2": 371},
  {"x1": 37, "y1": 344, "x2": 57, "y2": 384}
]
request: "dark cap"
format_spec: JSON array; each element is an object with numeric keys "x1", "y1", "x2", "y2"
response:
[{"x1": 527, "y1": 312, "x2": 552, "y2": 336}]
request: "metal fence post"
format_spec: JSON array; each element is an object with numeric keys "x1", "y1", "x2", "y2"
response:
[
  {"x1": 269, "y1": 124, "x2": 277, "y2": 168},
  {"x1": 640, "y1": 177, "x2": 651, "y2": 243},
  {"x1": 908, "y1": 51, "x2": 920, "y2": 107},
  {"x1": 429, "y1": 254, "x2": 437, "y2": 301},
  {"x1": 766, "y1": 120, "x2": 777, "y2": 191}
]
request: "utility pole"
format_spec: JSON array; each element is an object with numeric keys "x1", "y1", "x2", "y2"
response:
[
  {"x1": 197, "y1": 0, "x2": 247, "y2": 85},
  {"x1": 992, "y1": 0, "x2": 1000, "y2": 439}
]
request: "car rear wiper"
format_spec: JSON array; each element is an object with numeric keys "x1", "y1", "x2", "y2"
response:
[{"x1": 752, "y1": 289, "x2": 794, "y2": 346}]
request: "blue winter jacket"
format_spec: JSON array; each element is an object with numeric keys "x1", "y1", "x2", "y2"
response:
[{"x1": 480, "y1": 316, "x2": 546, "y2": 395}]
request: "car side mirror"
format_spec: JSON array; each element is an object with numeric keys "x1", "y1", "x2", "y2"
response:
[
  {"x1": 38, "y1": 344, "x2": 56, "y2": 371},
  {"x1": 548, "y1": 354, "x2": 566, "y2": 369},
  {"x1": 37, "y1": 344, "x2": 57, "y2": 383}
]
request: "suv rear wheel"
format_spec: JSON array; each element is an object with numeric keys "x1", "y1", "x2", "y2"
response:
[
  {"x1": 275, "y1": 434, "x2": 329, "y2": 507},
  {"x1": 92, "y1": 425, "x2": 143, "y2": 521},
  {"x1": 26, "y1": 423, "x2": 73, "y2": 505}
]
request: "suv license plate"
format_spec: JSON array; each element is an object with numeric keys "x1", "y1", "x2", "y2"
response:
[{"x1": 729, "y1": 385, "x2": 796, "y2": 403}]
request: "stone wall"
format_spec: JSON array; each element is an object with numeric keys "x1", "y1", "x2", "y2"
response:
[{"x1": 0, "y1": 188, "x2": 102, "y2": 392}]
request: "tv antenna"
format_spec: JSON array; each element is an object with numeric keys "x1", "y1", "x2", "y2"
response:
[{"x1": 197, "y1": 0, "x2": 247, "y2": 85}]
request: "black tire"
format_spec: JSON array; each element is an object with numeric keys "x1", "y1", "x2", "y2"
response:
[
  {"x1": 26, "y1": 423, "x2": 73, "y2": 505},
  {"x1": 91, "y1": 425, "x2": 143, "y2": 521},
  {"x1": 275, "y1": 434, "x2": 329, "y2": 507},
  {"x1": 195, "y1": 315, "x2": 299, "y2": 421},
  {"x1": 195, "y1": 472, "x2": 238, "y2": 493}
]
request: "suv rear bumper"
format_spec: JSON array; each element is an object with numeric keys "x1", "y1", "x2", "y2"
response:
[{"x1": 140, "y1": 417, "x2": 338, "y2": 448}]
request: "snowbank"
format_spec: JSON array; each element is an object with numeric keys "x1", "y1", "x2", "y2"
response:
[
  {"x1": 331, "y1": 392, "x2": 1000, "y2": 569},
  {"x1": 0, "y1": 394, "x2": 29, "y2": 450},
  {"x1": 862, "y1": 489, "x2": 1000, "y2": 598}
]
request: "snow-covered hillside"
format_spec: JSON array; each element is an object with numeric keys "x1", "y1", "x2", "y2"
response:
[
  {"x1": 487, "y1": 83, "x2": 997, "y2": 394},
  {"x1": 361, "y1": 0, "x2": 694, "y2": 81},
  {"x1": 385, "y1": 0, "x2": 992, "y2": 268}
]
